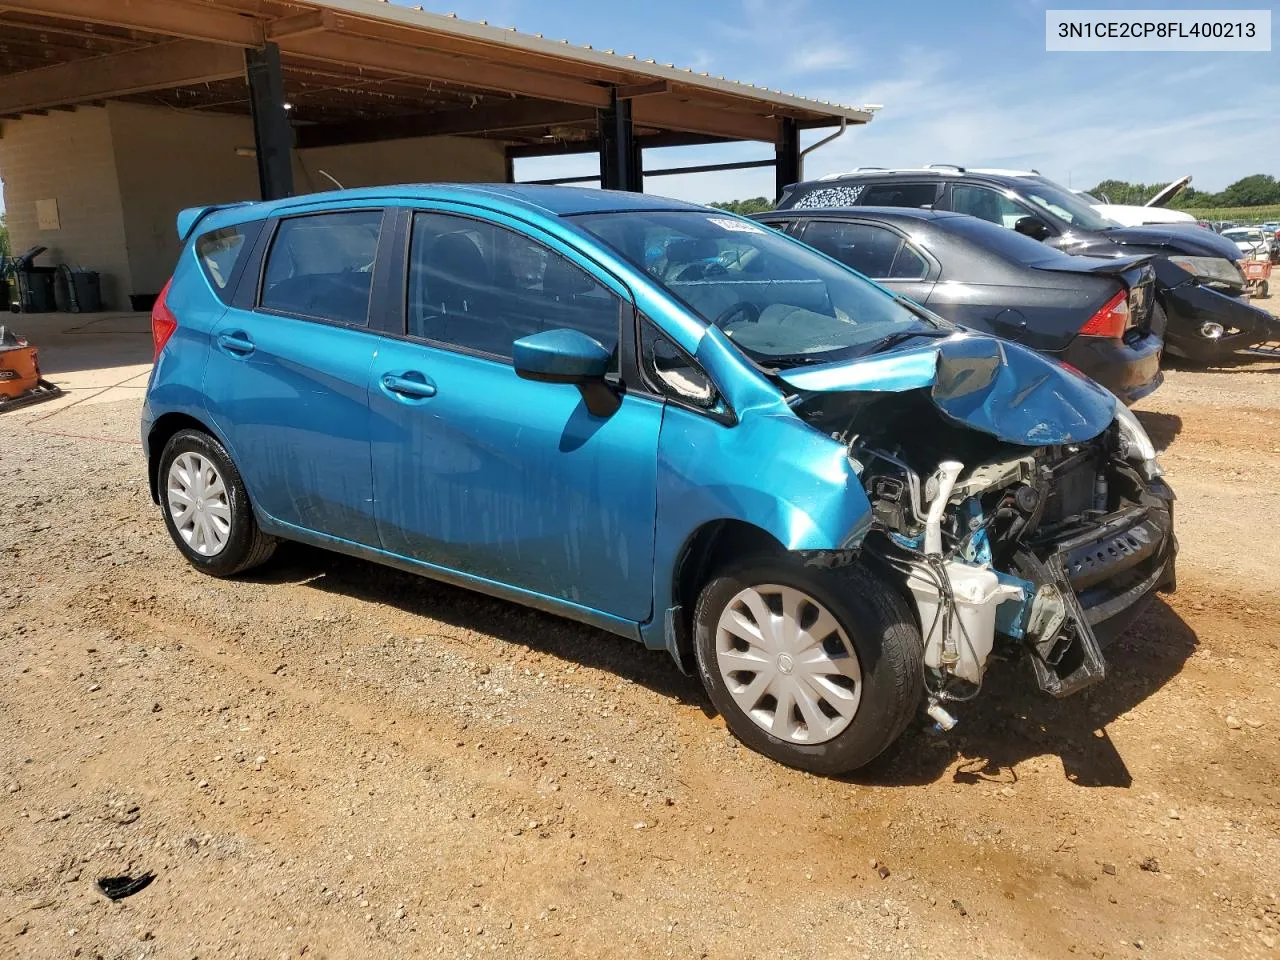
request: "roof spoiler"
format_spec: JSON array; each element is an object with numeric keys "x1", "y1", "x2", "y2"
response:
[{"x1": 176, "y1": 202, "x2": 256, "y2": 242}]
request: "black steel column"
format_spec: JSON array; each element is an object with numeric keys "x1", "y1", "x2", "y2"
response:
[
  {"x1": 775, "y1": 117, "x2": 801, "y2": 201},
  {"x1": 245, "y1": 43, "x2": 294, "y2": 200},
  {"x1": 598, "y1": 90, "x2": 642, "y2": 192}
]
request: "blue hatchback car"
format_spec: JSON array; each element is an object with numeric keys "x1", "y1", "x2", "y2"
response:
[{"x1": 143, "y1": 185, "x2": 1177, "y2": 773}]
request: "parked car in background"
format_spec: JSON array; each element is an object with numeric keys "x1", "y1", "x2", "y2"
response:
[
  {"x1": 778, "y1": 167, "x2": 1280, "y2": 362},
  {"x1": 1221, "y1": 226, "x2": 1273, "y2": 261},
  {"x1": 142, "y1": 184, "x2": 1177, "y2": 774},
  {"x1": 753, "y1": 207, "x2": 1163, "y2": 404},
  {"x1": 1075, "y1": 175, "x2": 1198, "y2": 228}
]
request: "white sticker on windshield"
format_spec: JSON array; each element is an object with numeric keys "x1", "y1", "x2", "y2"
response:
[{"x1": 708, "y1": 217, "x2": 765, "y2": 234}]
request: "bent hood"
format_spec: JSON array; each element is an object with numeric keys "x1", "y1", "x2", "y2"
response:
[
  {"x1": 1106, "y1": 223, "x2": 1240, "y2": 260},
  {"x1": 779, "y1": 333, "x2": 1116, "y2": 446}
]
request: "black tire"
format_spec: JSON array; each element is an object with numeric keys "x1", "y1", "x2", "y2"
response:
[
  {"x1": 693, "y1": 557, "x2": 923, "y2": 776},
  {"x1": 158, "y1": 428, "x2": 275, "y2": 577}
]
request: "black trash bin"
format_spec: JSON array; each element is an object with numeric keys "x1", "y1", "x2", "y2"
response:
[
  {"x1": 9, "y1": 246, "x2": 57, "y2": 313},
  {"x1": 55, "y1": 264, "x2": 103, "y2": 313}
]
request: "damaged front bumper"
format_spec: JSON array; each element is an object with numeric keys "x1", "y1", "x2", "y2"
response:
[
  {"x1": 1162, "y1": 278, "x2": 1280, "y2": 362},
  {"x1": 1006, "y1": 485, "x2": 1177, "y2": 697}
]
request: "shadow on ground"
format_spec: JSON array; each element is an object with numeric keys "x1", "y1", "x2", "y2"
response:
[
  {"x1": 247, "y1": 544, "x2": 1196, "y2": 790},
  {"x1": 246, "y1": 542, "x2": 707, "y2": 708},
  {"x1": 1135, "y1": 410, "x2": 1182, "y2": 452},
  {"x1": 1164, "y1": 353, "x2": 1280, "y2": 374},
  {"x1": 854, "y1": 597, "x2": 1197, "y2": 789}
]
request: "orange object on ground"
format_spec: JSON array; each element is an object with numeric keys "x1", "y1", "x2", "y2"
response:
[{"x1": 0, "y1": 325, "x2": 62, "y2": 412}]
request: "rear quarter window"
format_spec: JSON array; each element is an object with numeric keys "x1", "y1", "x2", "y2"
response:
[{"x1": 194, "y1": 221, "x2": 263, "y2": 304}]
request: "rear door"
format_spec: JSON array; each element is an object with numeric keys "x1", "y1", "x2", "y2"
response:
[
  {"x1": 203, "y1": 205, "x2": 388, "y2": 545},
  {"x1": 367, "y1": 206, "x2": 662, "y2": 622},
  {"x1": 795, "y1": 218, "x2": 937, "y2": 304}
]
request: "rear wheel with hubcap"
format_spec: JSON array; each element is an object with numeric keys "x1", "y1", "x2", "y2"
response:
[
  {"x1": 158, "y1": 429, "x2": 275, "y2": 577},
  {"x1": 693, "y1": 558, "x2": 923, "y2": 775}
]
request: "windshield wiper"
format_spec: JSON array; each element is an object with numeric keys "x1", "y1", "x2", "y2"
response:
[{"x1": 868, "y1": 328, "x2": 951, "y2": 355}]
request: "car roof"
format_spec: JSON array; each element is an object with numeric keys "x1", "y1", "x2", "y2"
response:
[
  {"x1": 809, "y1": 166, "x2": 1040, "y2": 183},
  {"x1": 241, "y1": 183, "x2": 709, "y2": 220},
  {"x1": 756, "y1": 206, "x2": 958, "y2": 222}
]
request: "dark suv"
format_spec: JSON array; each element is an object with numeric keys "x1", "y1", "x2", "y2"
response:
[{"x1": 778, "y1": 167, "x2": 1280, "y2": 362}]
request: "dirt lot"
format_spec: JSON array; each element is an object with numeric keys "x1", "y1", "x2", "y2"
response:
[{"x1": 3, "y1": 304, "x2": 1280, "y2": 959}]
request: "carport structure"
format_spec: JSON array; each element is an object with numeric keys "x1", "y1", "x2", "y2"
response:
[{"x1": 0, "y1": 0, "x2": 872, "y2": 199}]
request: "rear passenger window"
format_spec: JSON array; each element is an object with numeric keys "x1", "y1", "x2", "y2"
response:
[
  {"x1": 407, "y1": 212, "x2": 620, "y2": 361},
  {"x1": 801, "y1": 221, "x2": 928, "y2": 280},
  {"x1": 196, "y1": 226, "x2": 248, "y2": 293},
  {"x1": 260, "y1": 210, "x2": 383, "y2": 326},
  {"x1": 857, "y1": 182, "x2": 939, "y2": 209}
]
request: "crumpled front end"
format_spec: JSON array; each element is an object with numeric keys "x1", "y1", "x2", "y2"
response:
[{"x1": 787, "y1": 333, "x2": 1177, "y2": 711}]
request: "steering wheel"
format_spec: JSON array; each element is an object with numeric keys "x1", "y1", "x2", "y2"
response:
[
  {"x1": 673, "y1": 260, "x2": 730, "y2": 282},
  {"x1": 714, "y1": 301, "x2": 761, "y2": 328}
]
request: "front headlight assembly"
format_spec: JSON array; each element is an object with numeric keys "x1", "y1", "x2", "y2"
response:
[
  {"x1": 1114, "y1": 400, "x2": 1162, "y2": 480},
  {"x1": 1166, "y1": 255, "x2": 1244, "y2": 287}
]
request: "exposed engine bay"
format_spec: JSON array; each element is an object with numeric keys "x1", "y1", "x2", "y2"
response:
[{"x1": 795, "y1": 388, "x2": 1177, "y2": 721}]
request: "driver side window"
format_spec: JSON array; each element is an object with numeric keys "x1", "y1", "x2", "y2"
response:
[
  {"x1": 407, "y1": 211, "x2": 622, "y2": 362},
  {"x1": 950, "y1": 185, "x2": 1032, "y2": 230}
]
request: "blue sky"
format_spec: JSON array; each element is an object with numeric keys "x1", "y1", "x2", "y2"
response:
[{"x1": 432, "y1": 0, "x2": 1278, "y2": 203}]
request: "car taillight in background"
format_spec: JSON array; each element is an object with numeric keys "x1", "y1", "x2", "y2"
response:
[
  {"x1": 151, "y1": 278, "x2": 177, "y2": 360},
  {"x1": 1080, "y1": 289, "x2": 1130, "y2": 339}
]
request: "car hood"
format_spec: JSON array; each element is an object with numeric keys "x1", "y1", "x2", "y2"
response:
[
  {"x1": 1106, "y1": 223, "x2": 1241, "y2": 259},
  {"x1": 779, "y1": 333, "x2": 1116, "y2": 446},
  {"x1": 1092, "y1": 204, "x2": 1196, "y2": 227}
]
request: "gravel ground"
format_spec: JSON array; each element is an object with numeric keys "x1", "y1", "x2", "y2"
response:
[{"x1": 3, "y1": 312, "x2": 1280, "y2": 959}]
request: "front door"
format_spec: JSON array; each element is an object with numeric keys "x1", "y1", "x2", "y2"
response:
[
  {"x1": 368, "y1": 209, "x2": 662, "y2": 621},
  {"x1": 203, "y1": 207, "x2": 388, "y2": 545}
]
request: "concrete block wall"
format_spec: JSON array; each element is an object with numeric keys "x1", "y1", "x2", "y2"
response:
[
  {"x1": 1, "y1": 100, "x2": 511, "y2": 311},
  {"x1": 108, "y1": 102, "x2": 260, "y2": 299},
  {"x1": 0, "y1": 107, "x2": 133, "y2": 309}
]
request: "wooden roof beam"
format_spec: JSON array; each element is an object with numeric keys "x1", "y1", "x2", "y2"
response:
[
  {"x1": 279, "y1": 30, "x2": 612, "y2": 107},
  {"x1": 0, "y1": 39, "x2": 246, "y2": 114},
  {"x1": 295, "y1": 99, "x2": 596, "y2": 149},
  {"x1": 0, "y1": 0, "x2": 264, "y2": 46},
  {"x1": 632, "y1": 95, "x2": 778, "y2": 142}
]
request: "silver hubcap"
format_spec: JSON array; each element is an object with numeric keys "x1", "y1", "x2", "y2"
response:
[
  {"x1": 166, "y1": 452, "x2": 231, "y2": 557},
  {"x1": 715, "y1": 584, "x2": 862, "y2": 744}
]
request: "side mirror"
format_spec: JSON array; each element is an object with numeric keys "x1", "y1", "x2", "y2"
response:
[
  {"x1": 513, "y1": 328, "x2": 620, "y2": 416},
  {"x1": 1013, "y1": 215, "x2": 1053, "y2": 242}
]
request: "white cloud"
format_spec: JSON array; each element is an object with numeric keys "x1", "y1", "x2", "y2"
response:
[{"x1": 717, "y1": 0, "x2": 860, "y2": 74}]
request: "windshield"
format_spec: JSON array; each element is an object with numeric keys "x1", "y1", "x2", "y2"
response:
[
  {"x1": 1224, "y1": 229, "x2": 1262, "y2": 241},
  {"x1": 1021, "y1": 178, "x2": 1119, "y2": 231},
  {"x1": 572, "y1": 210, "x2": 942, "y2": 366}
]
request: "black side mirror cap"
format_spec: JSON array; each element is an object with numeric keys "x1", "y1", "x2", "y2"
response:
[{"x1": 1014, "y1": 216, "x2": 1053, "y2": 242}]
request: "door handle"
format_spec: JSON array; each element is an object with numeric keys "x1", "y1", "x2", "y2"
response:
[
  {"x1": 380, "y1": 371, "x2": 437, "y2": 400},
  {"x1": 216, "y1": 331, "x2": 256, "y2": 356}
]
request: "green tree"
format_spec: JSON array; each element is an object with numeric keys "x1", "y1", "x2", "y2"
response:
[
  {"x1": 1217, "y1": 174, "x2": 1280, "y2": 207},
  {"x1": 0, "y1": 212, "x2": 8, "y2": 259},
  {"x1": 709, "y1": 197, "x2": 774, "y2": 215}
]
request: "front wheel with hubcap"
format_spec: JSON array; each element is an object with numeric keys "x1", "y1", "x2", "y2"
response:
[
  {"x1": 693, "y1": 558, "x2": 923, "y2": 775},
  {"x1": 158, "y1": 429, "x2": 275, "y2": 577}
]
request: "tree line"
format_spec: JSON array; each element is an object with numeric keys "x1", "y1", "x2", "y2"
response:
[{"x1": 1089, "y1": 174, "x2": 1280, "y2": 209}]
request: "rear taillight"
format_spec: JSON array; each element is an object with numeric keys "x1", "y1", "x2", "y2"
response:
[
  {"x1": 151, "y1": 278, "x2": 177, "y2": 360},
  {"x1": 1080, "y1": 290, "x2": 1129, "y2": 339}
]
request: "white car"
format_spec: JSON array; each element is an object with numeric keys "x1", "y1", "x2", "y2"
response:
[
  {"x1": 1221, "y1": 227, "x2": 1273, "y2": 260},
  {"x1": 1076, "y1": 176, "x2": 1198, "y2": 228}
]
